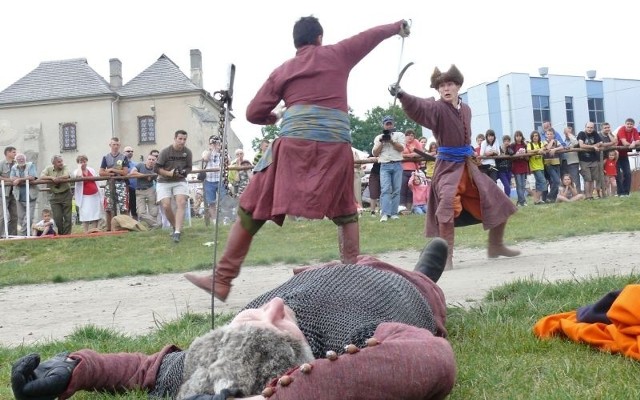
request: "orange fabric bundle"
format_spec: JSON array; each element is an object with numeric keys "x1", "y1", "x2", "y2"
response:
[{"x1": 533, "y1": 285, "x2": 640, "y2": 360}]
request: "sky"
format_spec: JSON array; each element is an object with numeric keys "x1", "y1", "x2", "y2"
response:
[{"x1": 1, "y1": 0, "x2": 637, "y2": 156}]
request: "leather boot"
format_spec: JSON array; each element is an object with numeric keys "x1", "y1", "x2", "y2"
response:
[
  {"x1": 438, "y1": 222, "x2": 455, "y2": 270},
  {"x1": 338, "y1": 222, "x2": 360, "y2": 264},
  {"x1": 414, "y1": 238, "x2": 448, "y2": 283},
  {"x1": 487, "y1": 222, "x2": 521, "y2": 258},
  {"x1": 184, "y1": 220, "x2": 253, "y2": 301}
]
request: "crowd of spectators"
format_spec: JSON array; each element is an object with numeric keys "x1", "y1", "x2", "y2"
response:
[
  {"x1": 360, "y1": 118, "x2": 640, "y2": 216},
  {"x1": 0, "y1": 133, "x2": 203, "y2": 238},
  {"x1": 2, "y1": 118, "x2": 638, "y2": 237}
]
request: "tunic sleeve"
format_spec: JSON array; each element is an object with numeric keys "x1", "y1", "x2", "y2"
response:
[
  {"x1": 330, "y1": 21, "x2": 403, "y2": 68},
  {"x1": 399, "y1": 93, "x2": 440, "y2": 131},
  {"x1": 246, "y1": 75, "x2": 280, "y2": 125},
  {"x1": 58, "y1": 345, "x2": 180, "y2": 399},
  {"x1": 268, "y1": 322, "x2": 455, "y2": 400}
]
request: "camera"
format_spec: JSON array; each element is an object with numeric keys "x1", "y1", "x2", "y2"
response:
[
  {"x1": 174, "y1": 168, "x2": 188, "y2": 177},
  {"x1": 380, "y1": 129, "x2": 392, "y2": 142},
  {"x1": 209, "y1": 135, "x2": 221, "y2": 145}
]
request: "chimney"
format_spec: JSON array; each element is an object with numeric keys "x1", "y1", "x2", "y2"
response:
[
  {"x1": 109, "y1": 58, "x2": 123, "y2": 89},
  {"x1": 190, "y1": 49, "x2": 203, "y2": 88}
]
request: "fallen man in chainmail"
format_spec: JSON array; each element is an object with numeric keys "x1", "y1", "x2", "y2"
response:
[{"x1": 11, "y1": 239, "x2": 456, "y2": 400}]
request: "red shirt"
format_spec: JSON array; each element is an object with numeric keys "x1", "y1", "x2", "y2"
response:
[
  {"x1": 616, "y1": 126, "x2": 640, "y2": 158},
  {"x1": 604, "y1": 159, "x2": 617, "y2": 176},
  {"x1": 82, "y1": 169, "x2": 99, "y2": 195}
]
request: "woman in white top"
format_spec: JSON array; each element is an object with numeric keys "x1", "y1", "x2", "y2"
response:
[{"x1": 480, "y1": 129, "x2": 499, "y2": 182}]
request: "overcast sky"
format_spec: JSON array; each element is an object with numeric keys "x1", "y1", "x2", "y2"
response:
[{"x1": 2, "y1": 0, "x2": 638, "y2": 154}]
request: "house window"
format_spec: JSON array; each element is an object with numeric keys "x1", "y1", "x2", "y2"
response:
[
  {"x1": 565, "y1": 96, "x2": 575, "y2": 130},
  {"x1": 531, "y1": 95, "x2": 550, "y2": 132},
  {"x1": 588, "y1": 98, "x2": 605, "y2": 131},
  {"x1": 60, "y1": 123, "x2": 77, "y2": 151},
  {"x1": 138, "y1": 116, "x2": 156, "y2": 144}
]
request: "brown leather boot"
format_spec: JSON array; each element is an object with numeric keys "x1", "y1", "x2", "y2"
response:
[
  {"x1": 438, "y1": 222, "x2": 455, "y2": 270},
  {"x1": 338, "y1": 222, "x2": 360, "y2": 264},
  {"x1": 487, "y1": 222, "x2": 521, "y2": 258},
  {"x1": 184, "y1": 220, "x2": 254, "y2": 301}
]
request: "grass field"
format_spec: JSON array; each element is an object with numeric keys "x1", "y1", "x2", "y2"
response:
[{"x1": 1, "y1": 195, "x2": 640, "y2": 399}]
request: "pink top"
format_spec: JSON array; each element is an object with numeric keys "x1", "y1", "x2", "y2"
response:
[{"x1": 408, "y1": 178, "x2": 429, "y2": 206}]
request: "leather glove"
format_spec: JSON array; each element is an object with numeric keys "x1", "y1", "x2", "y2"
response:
[
  {"x1": 12, "y1": 352, "x2": 78, "y2": 400},
  {"x1": 185, "y1": 388, "x2": 243, "y2": 400},
  {"x1": 388, "y1": 83, "x2": 404, "y2": 97},
  {"x1": 399, "y1": 19, "x2": 411, "y2": 37}
]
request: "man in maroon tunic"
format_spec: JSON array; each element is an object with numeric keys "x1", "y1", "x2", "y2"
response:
[
  {"x1": 186, "y1": 16, "x2": 411, "y2": 301},
  {"x1": 390, "y1": 65, "x2": 520, "y2": 270}
]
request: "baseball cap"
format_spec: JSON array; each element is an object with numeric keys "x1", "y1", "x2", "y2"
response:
[{"x1": 382, "y1": 116, "x2": 394, "y2": 124}]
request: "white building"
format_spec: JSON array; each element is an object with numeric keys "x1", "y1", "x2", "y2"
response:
[{"x1": 462, "y1": 69, "x2": 640, "y2": 138}]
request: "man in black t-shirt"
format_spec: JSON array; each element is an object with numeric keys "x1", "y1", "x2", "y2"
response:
[{"x1": 155, "y1": 130, "x2": 193, "y2": 243}]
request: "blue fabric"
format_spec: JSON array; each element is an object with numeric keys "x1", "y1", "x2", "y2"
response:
[
  {"x1": 253, "y1": 105, "x2": 351, "y2": 173},
  {"x1": 203, "y1": 180, "x2": 220, "y2": 206},
  {"x1": 514, "y1": 173, "x2": 527, "y2": 205},
  {"x1": 532, "y1": 170, "x2": 546, "y2": 192},
  {"x1": 380, "y1": 162, "x2": 402, "y2": 216},
  {"x1": 437, "y1": 145, "x2": 475, "y2": 163},
  {"x1": 617, "y1": 157, "x2": 631, "y2": 195},
  {"x1": 412, "y1": 204, "x2": 427, "y2": 214},
  {"x1": 545, "y1": 164, "x2": 561, "y2": 201}
]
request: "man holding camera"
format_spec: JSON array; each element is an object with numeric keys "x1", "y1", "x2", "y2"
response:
[
  {"x1": 201, "y1": 136, "x2": 222, "y2": 224},
  {"x1": 372, "y1": 116, "x2": 405, "y2": 222},
  {"x1": 156, "y1": 130, "x2": 193, "y2": 243}
]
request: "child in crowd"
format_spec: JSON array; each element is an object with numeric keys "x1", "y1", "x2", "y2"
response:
[
  {"x1": 556, "y1": 174, "x2": 585, "y2": 202},
  {"x1": 31, "y1": 209, "x2": 57, "y2": 236},
  {"x1": 497, "y1": 134, "x2": 514, "y2": 197},
  {"x1": 408, "y1": 170, "x2": 429, "y2": 214},
  {"x1": 510, "y1": 130, "x2": 529, "y2": 206},
  {"x1": 236, "y1": 160, "x2": 253, "y2": 196},
  {"x1": 603, "y1": 150, "x2": 619, "y2": 197},
  {"x1": 474, "y1": 133, "x2": 485, "y2": 156},
  {"x1": 424, "y1": 142, "x2": 438, "y2": 179},
  {"x1": 527, "y1": 130, "x2": 546, "y2": 205}
]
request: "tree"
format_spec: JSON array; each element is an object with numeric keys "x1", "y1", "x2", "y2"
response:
[
  {"x1": 251, "y1": 125, "x2": 280, "y2": 152},
  {"x1": 350, "y1": 104, "x2": 421, "y2": 152}
]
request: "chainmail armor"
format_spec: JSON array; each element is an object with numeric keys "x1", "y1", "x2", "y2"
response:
[
  {"x1": 150, "y1": 350, "x2": 185, "y2": 398},
  {"x1": 152, "y1": 264, "x2": 435, "y2": 397},
  {"x1": 244, "y1": 264, "x2": 436, "y2": 358}
]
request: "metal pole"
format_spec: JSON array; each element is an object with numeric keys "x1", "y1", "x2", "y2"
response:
[
  {"x1": 1, "y1": 180, "x2": 7, "y2": 239},
  {"x1": 211, "y1": 63, "x2": 235, "y2": 329},
  {"x1": 25, "y1": 179, "x2": 31, "y2": 237}
]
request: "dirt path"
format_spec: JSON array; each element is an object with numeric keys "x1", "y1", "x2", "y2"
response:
[{"x1": 1, "y1": 232, "x2": 638, "y2": 347}]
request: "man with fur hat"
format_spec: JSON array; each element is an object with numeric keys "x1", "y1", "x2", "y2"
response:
[
  {"x1": 12, "y1": 241, "x2": 455, "y2": 400},
  {"x1": 185, "y1": 16, "x2": 412, "y2": 301},
  {"x1": 389, "y1": 65, "x2": 520, "y2": 270}
]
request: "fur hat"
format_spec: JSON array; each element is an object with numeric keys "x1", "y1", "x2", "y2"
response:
[
  {"x1": 177, "y1": 325, "x2": 315, "y2": 399},
  {"x1": 430, "y1": 64, "x2": 464, "y2": 89}
]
